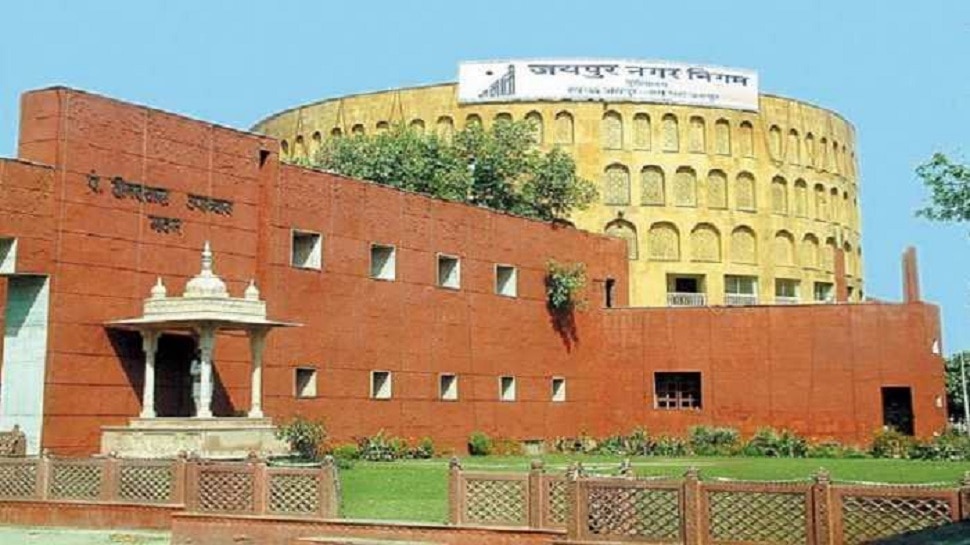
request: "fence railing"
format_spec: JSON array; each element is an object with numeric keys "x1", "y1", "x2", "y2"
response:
[
  {"x1": 667, "y1": 292, "x2": 707, "y2": 307},
  {"x1": 0, "y1": 454, "x2": 339, "y2": 519},
  {"x1": 725, "y1": 293, "x2": 759, "y2": 306},
  {"x1": 449, "y1": 461, "x2": 970, "y2": 544}
]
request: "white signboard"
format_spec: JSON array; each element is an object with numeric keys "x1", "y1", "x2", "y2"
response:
[{"x1": 458, "y1": 59, "x2": 759, "y2": 112}]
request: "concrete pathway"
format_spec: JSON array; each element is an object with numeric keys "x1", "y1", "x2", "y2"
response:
[{"x1": 0, "y1": 526, "x2": 170, "y2": 545}]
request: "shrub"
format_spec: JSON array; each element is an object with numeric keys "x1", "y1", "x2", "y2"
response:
[
  {"x1": 870, "y1": 428, "x2": 917, "y2": 459},
  {"x1": 331, "y1": 443, "x2": 360, "y2": 461},
  {"x1": 468, "y1": 431, "x2": 493, "y2": 456},
  {"x1": 545, "y1": 261, "x2": 587, "y2": 312},
  {"x1": 276, "y1": 416, "x2": 327, "y2": 461},
  {"x1": 909, "y1": 430, "x2": 970, "y2": 461},
  {"x1": 412, "y1": 437, "x2": 436, "y2": 459},
  {"x1": 688, "y1": 426, "x2": 741, "y2": 456},
  {"x1": 356, "y1": 430, "x2": 408, "y2": 462},
  {"x1": 650, "y1": 435, "x2": 689, "y2": 457},
  {"x1": 744, "y1": 428, "x2": 808, "y2": 458},
  {"x1": 492, "y1": 437, "x2": 524, "y2": 456}
]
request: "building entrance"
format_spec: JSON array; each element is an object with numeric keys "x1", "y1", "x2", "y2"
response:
[{"x1": 881, "y1": 386, "x2": 914, "y2": 436}]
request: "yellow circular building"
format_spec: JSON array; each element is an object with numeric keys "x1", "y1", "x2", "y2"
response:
[{"x1": 253, "y1": 60, "x2": 862, "y2": 307}]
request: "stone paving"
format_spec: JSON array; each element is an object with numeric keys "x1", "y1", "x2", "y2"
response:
[{"x1": 0, "y1": 526, "x2": 170, "y2": 545}]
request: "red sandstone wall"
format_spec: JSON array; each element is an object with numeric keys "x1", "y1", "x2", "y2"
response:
[{"x1": 0, "y1": 86, "x2": 947, "y2": 454}]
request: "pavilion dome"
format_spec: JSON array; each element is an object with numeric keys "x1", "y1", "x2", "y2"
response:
[{"x1": 183, "y1": 242, "x2": 229, "y2": 298}]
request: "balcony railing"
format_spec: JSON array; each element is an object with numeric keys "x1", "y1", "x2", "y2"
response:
[
  {"x1": 775, "y1": 296, "x2": 801, "y2": 305},
  {"x1": 724, "y1": 293, "x2": 758, "y2": 306},
  {"x1": 667, "y1": 292, "x2": 707, "y2": 307}
]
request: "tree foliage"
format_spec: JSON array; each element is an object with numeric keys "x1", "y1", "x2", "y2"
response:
[
  {"x1": 944, "y1": 351, "x2": 968, "y2": 420},
  {"x1": 916, "y1": 153, "x2": 970, "y2": 223},
  {"x1": 307, "y1": 119, "x2": 598, "y2": 222}
]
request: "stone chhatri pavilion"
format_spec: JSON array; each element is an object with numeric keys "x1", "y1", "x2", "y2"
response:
[{"x1": 101, "y1": 243, "x2": 296, "y2": 458}]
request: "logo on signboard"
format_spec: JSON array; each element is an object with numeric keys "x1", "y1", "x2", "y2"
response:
[{"x1": 477, "y1": 64, "x2": 516, "y2": 99}]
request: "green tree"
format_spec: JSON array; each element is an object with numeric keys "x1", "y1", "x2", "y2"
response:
[
  {"x1": 916, "y1": 153, "x2": 970, "y2": 222},
  {"x1": 944, "y1": 351, "x2": 968, "y2": 420},
  {"x1": 306, "y1": 119, "x2": 597, "y2": 222}
]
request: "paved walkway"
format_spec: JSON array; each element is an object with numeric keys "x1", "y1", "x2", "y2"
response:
[{"x1": 0, "y1": 526, "x2": 170, "y2": 545}]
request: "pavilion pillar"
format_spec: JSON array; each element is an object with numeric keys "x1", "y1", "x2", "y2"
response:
[
  {"x1": 139, "y1": 330, "x2": 160, "y2": 419},
  {"x1": 248, "y1": 328, "x2": 268, "y2": 418},
  {"x1": 197, "y1": 325, "x2": 216, "y2": 418}
]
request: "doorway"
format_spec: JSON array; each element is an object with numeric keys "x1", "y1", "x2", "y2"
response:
[
  {"x1": 155, "y1": 334, "x2": 196, "y2": 417},
  {"x1": 881, "y1": 386, "x2": 914, "y2": 436}
]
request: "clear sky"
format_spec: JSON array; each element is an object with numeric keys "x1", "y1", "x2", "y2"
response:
[{"x1": 1, "y1": 1, "x2": 969, "y2": 352}]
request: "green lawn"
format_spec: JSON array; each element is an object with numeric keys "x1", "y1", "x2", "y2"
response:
[{"x1": 339, "y1": 455, "x2": 970, "y2": 523}]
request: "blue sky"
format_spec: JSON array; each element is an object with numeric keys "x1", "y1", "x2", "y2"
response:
[{"x1": 2, "y1": 1, "x2": 969, "y2": 352}]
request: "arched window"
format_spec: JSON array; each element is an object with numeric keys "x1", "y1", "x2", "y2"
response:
[
  {"x1": 294, "y1": 135, "x2": 307, "y2": 159},
  {"x1": 707, "y1": 170, "x2": 728, "y2": 209},
  {"x1": 769, "y1": 125, "x2": 783, "y2": 160},
  {"x1": 801, "y1": 234, "x2": 820, "y2": 269},
  {"x1": 819, "y1": 137, "x2": 829, "y2": 172},
  {"x1": 822, "y1": 237, "x2": 837, "y2": 271},
  {"x1": 495, "y1": 112, "x2": 513, "y2": 124},
  {"x1": 605, "y1": 219, "x2": 639, "y2": 260},
  {"x1": 633, "y1": 113, "x2": 651, "y2": 149},
  {"x1": 375, "y1": 121, "x2": 390, "y2": 134},
  {"x1": 673, "y1": 167, "x2": 697, "y2": 207},
  {"x1": 280, "y1": 140, "x2": 290, "y2": 160},
  {"x1": 524, "y1": 111, "x2": 543, "y2": 144},
  {"x1": 832, "y1": 140, "x2": 841, "y2": 174},
  {"x1": 409, "y1": 119, "x2": 426, "y2": 133},
  {"x1": 830, "y1": 187, "x2": 840, "y2": 222},
  {"x1": 331, "y1": 127, "x2": 343, "y2": 138},
  {"x1": 465, "y1": 114, "x2": 483, "y2": 128},
  {"x1": 690, "y1": 224, "x2": 721, "y2": 262},
  {"x1": 603, "y1": 164, "x2": 631, "y2": 205},
  {"x1": 688, "y1": 116, "x2": 706, "y2": 153},
  {"x1": 805, "y1": 133, "x2": 816, "y2": 168},
  {"x1": 739, "y1": 121, "x2": 754, "y2": 157},
  {"x1": 843, "y1": 191, "x2": 851, "y2": 224},
  {"x1": 771, "y1": 176, "x2": 788, "y2": 215},
  {"x1": 602, "y1": 111, "x2": 623, "y2": 149},
  {"x1": 730, "y1": 226, "x2": 758, "y2": 264},
  {"x1": 640, "y1": 166, "x2": 665, "y2": 206},
  {"x1": 662, "y1": 114, "x2": 679, "y2": 152},
  {"x1": 773, "y1": 230, "x2": 796, "y2": 266},
  {"x1": 794, "y1": 179, "x2": 808, "y2": 217},
  {"x1": 648, "y1": 222, "x2": 680, "y2": 261},
  {"x1": 814, "y1": 184, "x2": 827, "y2": 220},
  {"x1": 844, "y1": 241, "x2": 855, "y2": 276},
  {"x1": 310, "y1": 131, "x2": 323, "y2": 157},
  {"x1": 788, "y1": 129, "x2": 800, "y2": 165},
  {"x1": 553, "y1": 111, "x2": 574, "y2": 144},
  {"x1": 714, "y1": 119, "x2": 730, "y2": 155},
  {"x1": 736, "y1": 171, "x2": 756, "y2": 211},
  {"x1": 351, "y1": 123, "x2": 365, "y2": 136},
  {"x1": 436, "y1": 116, "x2": 455, "y2": 142}
]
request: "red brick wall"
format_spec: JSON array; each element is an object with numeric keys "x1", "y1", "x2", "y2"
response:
[{"x1": 0, "y1": 86, "x2": 947, "y2": 454}]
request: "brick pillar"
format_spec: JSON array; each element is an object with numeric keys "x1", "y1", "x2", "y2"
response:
[
  {"x1": 565, "y1": 463, "x2": 583, "y2": 540},
  {"x1": 172, "y1": 454, "x2": 188, "y2": 506},
  {"x1": 902, "y1": 246, "x2": 921, "y2": 303},
  {"x1": 36, "y1": 451, "x2": 51, "y2": 500},
  {"x1": 320, "y1": 455, "x2": 339, "y2": 519},
  {"x1": 528, "y1": 459, "x2": 544, "y2": 528},
  {"x1": 834, "y1": 246, "x2": 849, "y2": 303},
  {"x1": 960, "y1": 471, "x2": 970, "y2": 520},
  {"x1": 812, "y1": 469, "x2": 834, "y2": 545},
  {"x1": 683, "y1": 467, "x2": 702, "y2": 545},
  {"x1": 252, "y1": 456, "x2": 267, "y2": 516},
  {"x1": 101, "y1": 455, "x2": 119, "y2": 502},
  {"x1": 448, "y1": 457, "x2": 462, "y2": 525}
]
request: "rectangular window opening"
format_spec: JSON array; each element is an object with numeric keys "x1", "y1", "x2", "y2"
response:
[
  {"x1": 0, "y1": 238, "x2": 17, "y2": 274},
  {"x1": 495, "y1": 264, "x2": 518, "y2": 297},
  {"x1": 295, "y1": 367, "x2": 317, "y2": 398},
  {"x1": 439, "y1": 374, "x2": 458, "y2": 401},
  {"x1": 551, "y1": 377, "x2": 566, "y2": 402},
  {"x1": 370, "y1": 244, "x2": 397, "y2": 281},
  {"x1": 499, "y1": 376, "x2": 516, "y2": 402},
  {"x1": 775, "y1": 278, "x2": 800, "y2": 304},
  {"x1": 291, "y1": 231, "x2": 322, "y2": 270},
  {"x1": 725, "y1": 275, "x2": 758, "y2": 306},
  {"x1": 654, "y1": 372, "x2": 702, "y2": 410},
  {"x1": 437, "y1": 254, "x2": 461, "y2": 289},
  {"x1": 605, "y1": 278, "x2": 615, "y2": 308},
  {"x1": 370, "y1": 371, "x2": 392, "y2": 400},
  {"x1": 814, "y1": 281, "x2": 834, "y2": 303}
]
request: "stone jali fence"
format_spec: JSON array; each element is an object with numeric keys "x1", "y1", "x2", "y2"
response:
[
  {"x1": 449, "y1": 460, "x2": 970, "y2": 545},
  {"x1": 0, "y1": 454, "x2": 339, "y2": 519}
]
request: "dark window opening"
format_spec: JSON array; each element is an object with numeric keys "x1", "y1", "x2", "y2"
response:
[
  {"x1": 654, "y1": 372, "x2": 702, "y2": 409},
  {"x1": 881, "y1": 386, "x2": 914, "y2": 435},
  {"x1": 674, "y1": 277, "x2": 699, "y2": 293},
  {"x1": 605, "y1": 278, "x2": 616, "y2": 308}
]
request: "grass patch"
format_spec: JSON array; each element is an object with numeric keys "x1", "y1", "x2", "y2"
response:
[{"x1": 338, "y1": 455, "x2": 970, "y2": 523}]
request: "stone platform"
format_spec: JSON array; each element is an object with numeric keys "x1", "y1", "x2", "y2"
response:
[{"x1": 100, "y1": 417, "x2": 289, "y2": 459}]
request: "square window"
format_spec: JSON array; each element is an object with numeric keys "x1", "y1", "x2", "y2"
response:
[
  {"x1": 295, "y1": 368, "x2": 317, "y2": 398},
  {"x1": 551, "y1": 377, "x2": 566, "y2": 402},
  {"x1": 437, "y1": 254, "x2": 460, "y2": 289},
  {"x1": 291, "y1": 231, "x2": 322, "y2": 270},
  {"x1": 499, "y1": 376, "x2": 516, "y2": 402},
  {"x1": 439, "y1": 374, "x2": 458, "y2": 401},
  {"x1": 495, "y1": 264, "x2": 517, "y2": 297},
  {"x1": 654, "y1": 372, "x2": 702, "y2": 410},
  {"x1": 0, "y1": 238, "x2": 16, "y2": 274},
  {"x1": 370, "y1": 244, "x2": 396, "y2": 281},
  {"x1": 775, "y1": 279, "x2": 800, "y2": 303},
  {"x1": 814, "y1": 282, "x2": 834, "y2": 303},
  {"x1": 370, "y1": 371, "x2": 392, "y2": 400}
]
